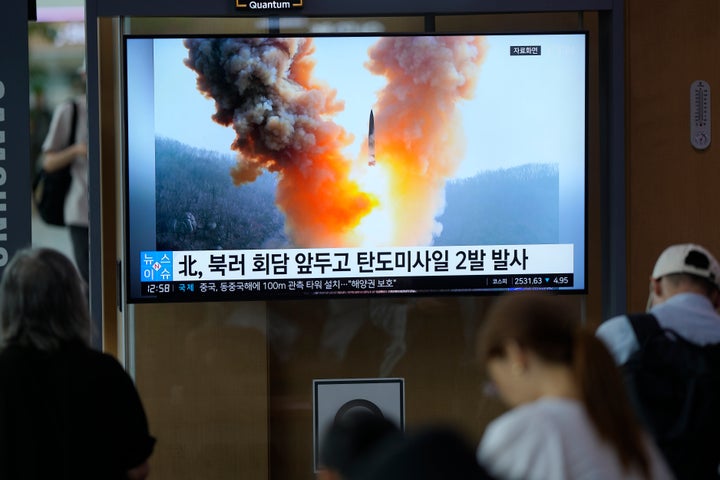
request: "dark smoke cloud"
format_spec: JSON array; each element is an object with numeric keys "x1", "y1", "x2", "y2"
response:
[{"x1": 184, "y1": 37, "x2": 376, "y2": 247}]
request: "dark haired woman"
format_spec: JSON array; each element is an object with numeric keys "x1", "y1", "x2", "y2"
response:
[
  {"x1": 476, "y1": 293, "x2": 673, "y2": 480},
  {"x1": 0, "y1": 247, "x2": 155, "y2": 479}
]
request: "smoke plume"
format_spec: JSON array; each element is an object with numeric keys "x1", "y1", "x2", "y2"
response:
[
  {"x1": 184, "y1": 35, "x2": 485, "y2": 248},
  {"x1": 184, "y1": 37, "x2": 377, "y2": 247},
  {"x1": 365, "y1": 35, "x2": 486, "y2": 245}
]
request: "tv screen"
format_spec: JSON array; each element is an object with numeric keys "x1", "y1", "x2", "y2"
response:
[{"x1": 123, "y1": 31, "x2": 587, "y2": 303}]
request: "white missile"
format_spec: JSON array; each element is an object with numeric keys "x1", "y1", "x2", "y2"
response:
[{"x1": 368, "y1": 109, "x2": 376, "y2": 166}]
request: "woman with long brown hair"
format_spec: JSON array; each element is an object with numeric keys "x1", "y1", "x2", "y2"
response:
[{"x1": 476, "y1": 293, "x2": 673, "y2": 480}]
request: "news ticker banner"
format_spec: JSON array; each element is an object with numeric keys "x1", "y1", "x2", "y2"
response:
[{"x1": 138, "y1": 244, "x2": 575, "y2": 299}]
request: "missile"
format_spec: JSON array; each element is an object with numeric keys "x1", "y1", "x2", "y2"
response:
[{"x1": 368, "y1": 109, "x2": 376, "y2": 166}]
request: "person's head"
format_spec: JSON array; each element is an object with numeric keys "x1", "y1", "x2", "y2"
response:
[
  {"x1": 478, "y1": 292, "x2": 581, "y2": 407},
  {"x1": 352, "y1": 425, "x2": 491, "y2": 480},
  {"x1": 477, "y1": 292, "x2": 651, "y2": 477},
  {"x1": 647, "y1": 243, "x2": 720, "y2": 309},
  {"x1": 318, "y1": 410, "x2": 401, "y2": 480},
  {"x1": 0, "y1": 247, "x2": 90, "y2": 351}
]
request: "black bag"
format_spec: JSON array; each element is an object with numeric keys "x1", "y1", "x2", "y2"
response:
[
  {"x1": 624, "y1": 313, "x2": 720, "y2": 479},
  {"x1": 32, "y1": 100, "x2": 77, "y2": 227}
]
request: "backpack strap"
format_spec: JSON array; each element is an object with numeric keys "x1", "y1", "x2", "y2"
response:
[
  {"x1": 68, "y1": 99, "x2": 78, "y2": 147},
  {"x1": 627, "y1": 312, "x2": 663, "y2": 346}
]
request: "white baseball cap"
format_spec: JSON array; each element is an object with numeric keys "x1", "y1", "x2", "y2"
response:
[{"x1": 651, "y1": 243, "x2": 720, "y2": 289}]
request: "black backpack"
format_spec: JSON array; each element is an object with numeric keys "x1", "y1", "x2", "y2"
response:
[
  {"x1": 624, "y1": 313, "x2": 720, "y2": 479},
  {"x1": 32, "y1": 100, "x2": 77, "y2": 226}
]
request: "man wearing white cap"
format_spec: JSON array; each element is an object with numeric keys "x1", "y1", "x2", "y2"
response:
[
  {"x1": 597, "y1": 243, "x2": 720, "y2": 363},
  {"x1": 597, "y1": 243, "x2": 720, "y2": 480}
]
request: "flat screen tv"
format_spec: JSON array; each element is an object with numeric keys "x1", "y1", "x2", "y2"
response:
[{"x1": 123, "y1": 31, "x2": 587, "y2": 303}]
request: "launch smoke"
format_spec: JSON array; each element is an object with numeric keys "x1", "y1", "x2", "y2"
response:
[
  {"x1": 365, "y1": 35, "x2": 486, "y2": 245},
  {"x1": 183, "y1": 37, "x2": 377, "y2": 247},
  {"x1": 184, "y1": 35, "x2": 485, "y2": 248}
]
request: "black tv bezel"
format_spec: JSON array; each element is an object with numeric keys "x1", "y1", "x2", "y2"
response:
[{"x1": 122, "y1": 30, "x2": 589, "y2": 304}]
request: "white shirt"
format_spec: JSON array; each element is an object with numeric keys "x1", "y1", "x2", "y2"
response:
[
  {"x1": 477, "y1": 397, "x2": 674, "y2": 480},
  {"x1": 596, "y1": 292, "x2": 720, "y2": 364}
]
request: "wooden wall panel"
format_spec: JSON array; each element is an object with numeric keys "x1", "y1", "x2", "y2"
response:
[
  {"x1": 265, "y1": 295, "x2": 589, "y2": 480},
  {"x1": 133, "y1": 302, "x2": 270, "y2": 480},
  {"x1": 626, "y1": 0, "x2": 720, "y2": 311}
]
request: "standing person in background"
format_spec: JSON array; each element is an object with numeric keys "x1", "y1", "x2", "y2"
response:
[
  {"x1": 41, "y1": 60, "x2": 89, "y2": 282},
  {"x1": 597, "y1": 243, "x2": 720, "y2": 479},
  {"x1": 476, "y1": 293, "x2": 673, "y2": 480},
  {"x1": 0, "y1": 247, "x2": 155, "y2": 479}
]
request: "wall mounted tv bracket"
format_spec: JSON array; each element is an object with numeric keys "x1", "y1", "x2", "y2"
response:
[{"x1": 690, "y1": 80, "x2": 711, "y2": 150}]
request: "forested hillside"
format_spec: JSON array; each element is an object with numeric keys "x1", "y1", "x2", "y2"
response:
[
  {"x1": 155, "y1": 137, "x2": 286, "y2": 250},
  {"x1": 435, "y1": 163, "x2": 559, "y2": 246}
]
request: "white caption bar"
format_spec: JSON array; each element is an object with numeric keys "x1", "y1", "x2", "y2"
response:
[{"x1": 141, "y1": 244, "x2": 574, "y2": 282}]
